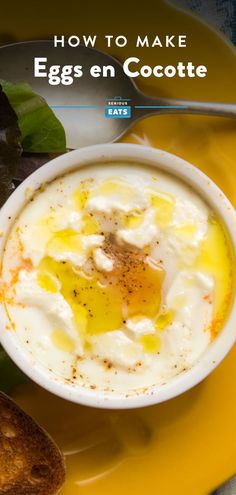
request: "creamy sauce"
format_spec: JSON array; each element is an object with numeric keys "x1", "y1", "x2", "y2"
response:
[{"x1": 2, "y1": 163, "x2": 233, "y2": 395}]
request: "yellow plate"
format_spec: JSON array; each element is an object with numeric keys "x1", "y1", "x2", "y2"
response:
[{"x1": 9, "y1": 1, "x2": 236, "y2": 494}]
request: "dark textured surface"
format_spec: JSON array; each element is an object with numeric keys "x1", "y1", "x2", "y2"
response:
[{"x1": 0, "y1": 85, "x2": 21, "y2": 205}]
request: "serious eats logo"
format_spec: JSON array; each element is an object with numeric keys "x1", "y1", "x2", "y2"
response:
[{"x1": 105, "y1": 97, "x2": 131, "y2": 118}]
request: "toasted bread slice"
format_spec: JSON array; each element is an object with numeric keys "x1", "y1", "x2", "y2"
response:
[{"x1": 0, "y1": 391, "x2": 65, "y2": 494}]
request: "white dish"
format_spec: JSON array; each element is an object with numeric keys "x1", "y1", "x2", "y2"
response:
[{"x1": 0, "y1": 143, "x2": 236, "y2": 409}]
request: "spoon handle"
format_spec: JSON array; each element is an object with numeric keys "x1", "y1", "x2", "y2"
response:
[{"x1": 138, "y1": 95, "x2": 236, "y2": 118}]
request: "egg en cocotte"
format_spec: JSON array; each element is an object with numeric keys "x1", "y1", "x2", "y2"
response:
[
  {"x1": 33, "y1": 56, "x2": 207, "y2": 86},
  {"x1": 1, "y1": 162, "x2": 233, "y2": 396}
]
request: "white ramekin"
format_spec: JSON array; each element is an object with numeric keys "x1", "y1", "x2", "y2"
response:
[{"x1": 0, "y1": 143, "x2": 236, "y2": 409}]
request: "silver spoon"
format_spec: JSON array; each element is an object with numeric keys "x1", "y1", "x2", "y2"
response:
[{"x1": 0, "y1": 40, "x2": 236, "y2": 149}]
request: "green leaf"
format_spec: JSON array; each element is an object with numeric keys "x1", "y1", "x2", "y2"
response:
[
  {"x1": 0, "y1": 80, "x2": 66, "y2": 153},
  {"x1": 0, "y1": 347, "x2": 27, "y2": 393}
]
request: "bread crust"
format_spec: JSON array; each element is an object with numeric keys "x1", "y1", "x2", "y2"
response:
[{"x1": 0, "y1": 391, "x2": 65, "y2": 494}]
